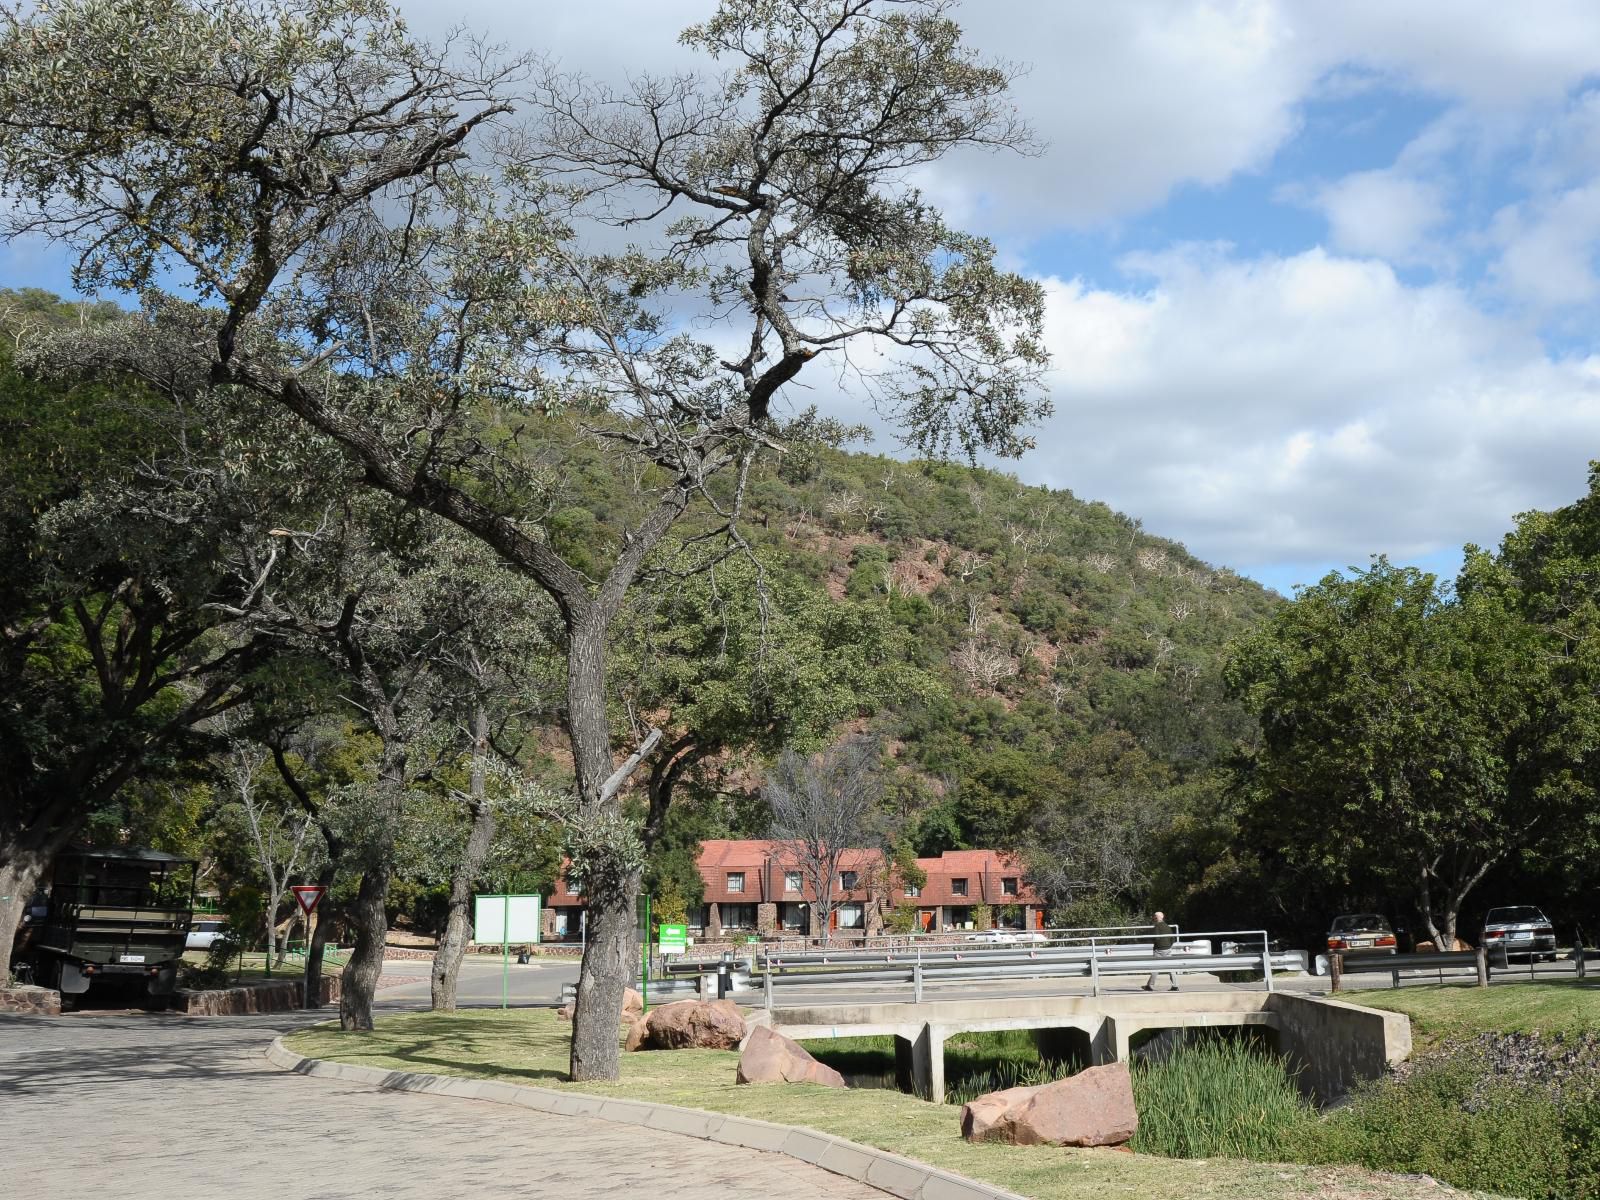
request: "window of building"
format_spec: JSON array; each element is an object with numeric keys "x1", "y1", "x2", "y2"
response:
[
  {"x1": 1001, "y1": 877, "x2": 1019, "y2": 896},
  {"x1": 779, "y1": 903, "x2": 806, "y2": 931},
  {"x1": 904, "y1": 882, "x2": 920, "y2": 897},
  {"x1": 951, "y1": 877, "x2": 969, "y2": 897},
  {"x1": 566, "y1": 879, "x2": 580, "y2": 896},
  {"x1": 785, "y1": 871, "x2": 802, "y2": 893},
  {"x1": 720, "y1": 903, "x2": 756, "y2": 929},
  {"x1": 839, "y1": 871, "x2": 858, "y2": 891},
  {"x1": 726, "y1": 872, "x2": 745, "y2": 894},
  {"x1": 687, "y1": 906, "x2": 708, "y2": 932},
  {"x1": 947, "y1": 906, "x2": 973, "y2": 930},
  {"x1": 836, "y1": 903, "x2": 864, "y2": 929}
]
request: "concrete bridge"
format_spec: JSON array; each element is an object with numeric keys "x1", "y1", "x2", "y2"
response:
[{"x1": 762, "y1": 991, "x2": 1411, "y2": 1103}]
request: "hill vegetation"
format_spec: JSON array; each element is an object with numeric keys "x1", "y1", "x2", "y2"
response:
[{"x1": 614, "y1": 437, "x2": 1283, "y2": 925}]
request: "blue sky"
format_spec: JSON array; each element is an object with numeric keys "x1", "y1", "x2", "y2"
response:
[{"x1": 6, "y1": 1, "x2": 1600, "y2": 596}]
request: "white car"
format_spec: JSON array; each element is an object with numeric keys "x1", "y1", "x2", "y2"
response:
[
  {"x1": 185, "y1": 919, "x2": 228, "y2": 951},
  {"x1": 964, "y1": 930, "x2": 1022, "y2": 945}
]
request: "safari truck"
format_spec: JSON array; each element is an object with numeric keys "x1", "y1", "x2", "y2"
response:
[{"x1": 16, "y1": 847, "x2": 195, "y2": 1006}]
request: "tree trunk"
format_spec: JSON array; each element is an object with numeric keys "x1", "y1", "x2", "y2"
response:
[
  {"x1": 1, "y1": 826, "x2": 76, "y2": 975},
  {"x1": 338, "y1": 863, "x2": 391, "y2": 1030},
  {"x1": 570, "y1": 876, "x2": 637, "y2": 1081},
  {"x1": 431, "y1": 705, "x2": 497, "y2": 1012},
  {"x1": 0, "y1": 857, "x2": 46, "y2": 974},
  {"x1": 567, "y1": 618, "x2": 635, "y2": 1082},
  {"x1": 263, "y1": 889, "x2": 281, "y2": 973},
  {"x1": 303, "y1": 860, "x2": 338, "y2": 1009}
]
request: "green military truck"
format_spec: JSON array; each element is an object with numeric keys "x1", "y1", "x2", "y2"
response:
[{"x1": 16, "y1": 847, "x2": 196, "y2": 1006}]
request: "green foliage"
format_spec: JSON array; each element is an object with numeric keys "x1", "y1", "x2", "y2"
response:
[
  {"x1": 1130, "y1": 1036, "x2": 1313, "y2": 1161},
  {"x1": 1225, "y1": 555, "x2": 1594, "y2": 944},
  {"x1": 649, "y1": 877, "x2": 689, "y2": 930},
  {"x1": 1302, "y1": 1044, "x2": 1600, "y2": 1200},
  {"x1": 883, "y1": 903, "x2": 920, "y2": 934},
  {"x1": 972, "y1": 902, "x2": 993, "y2": 931}
]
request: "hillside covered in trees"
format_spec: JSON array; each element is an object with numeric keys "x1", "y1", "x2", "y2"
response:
[{"x1": 603, "y1": 437, "x2": 1284, "y2": 928}]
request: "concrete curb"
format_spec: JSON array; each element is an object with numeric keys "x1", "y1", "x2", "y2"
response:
[{"x1": 265, "y1": 1034, "x2": 1023, "y2": 1200}]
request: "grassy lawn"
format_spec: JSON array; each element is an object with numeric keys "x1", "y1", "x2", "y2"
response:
[
  {"x1": 1341, "y1": 981, "x2": 1600, "y2": 1050},
  {"x1": 286, "y1": 1007, "x2": 1488, "y2": 1200}
]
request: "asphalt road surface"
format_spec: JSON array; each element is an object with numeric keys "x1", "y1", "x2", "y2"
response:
[
  {"x1": 377, "y1": 953, "x2": 582, "y2": 1008},
  {"x1": 0, "y1": 960, "x2": 879, "y2": 1200}
]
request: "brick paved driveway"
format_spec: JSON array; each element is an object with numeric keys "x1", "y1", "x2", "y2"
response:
[{"x1": 0, "y1": 1009, "x2": 884, "y2": 1200}]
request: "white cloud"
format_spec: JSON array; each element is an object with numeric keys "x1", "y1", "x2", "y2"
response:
[
  {"x1": 1304, "y1": 169, "x2": 1446, "y2": 262},
  {"x1": 1297, "y1": 1, "x2": 1600, "y2": 109},
  {"x1": 390, "y1": 2, "x2": 1600, "y2": 242},
  {"x1": 1014, "y1": 247, "x2": 1600, "y2": 569},
  {"x1": 1490, "y1": 181, "x2": 1600, "y2": 309}
]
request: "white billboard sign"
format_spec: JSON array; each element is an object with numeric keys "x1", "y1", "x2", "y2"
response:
[{"x1": 473, "y1": 894, "x2": 541, "y2": 944}]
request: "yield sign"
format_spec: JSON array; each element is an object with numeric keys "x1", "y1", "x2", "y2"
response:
[{"x1": 291, "y1": 885, "x2": 327, "y2": 916}]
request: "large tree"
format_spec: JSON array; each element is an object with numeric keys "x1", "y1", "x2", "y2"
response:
[
  {"x1": 0, "y1": 0, "x2": 1047, "y2": 1078},
  {"x1": 766, "y1": 736, "x2": 885, "y2": 942},
  {"x1": 0, "y1": 303, "x2": 278, "y2": 965},
  {"x1": 1224, "y1": 558, "x2": 1580, "y2": 948}
]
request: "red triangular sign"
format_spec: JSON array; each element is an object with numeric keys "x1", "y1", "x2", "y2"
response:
[{"x1": 292, "y1": 885, "x2": 326, "y2": 916}]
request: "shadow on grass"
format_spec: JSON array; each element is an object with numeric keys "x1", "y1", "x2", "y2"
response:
[{"x1": 373, "y1": 1039, "x2": 568, "y2": 1083}]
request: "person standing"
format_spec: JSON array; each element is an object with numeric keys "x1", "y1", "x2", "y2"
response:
[{"x1": 1142, "y1": 910, "x2": 1179, "y2": 992}]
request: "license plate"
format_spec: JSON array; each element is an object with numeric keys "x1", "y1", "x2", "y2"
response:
[
  {"x1": 1350, "y1": 938, "x2": 1372, "y2": 947},
  {"x1": 119, "y1": 954, "x2": 146, "y2": 963}
]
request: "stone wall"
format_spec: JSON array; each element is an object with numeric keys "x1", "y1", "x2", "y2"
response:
[
  {"x1": 0, "y1": 984, "x2": 61, "y2": 1016},
  {"x1": 173, "y1": 972, "x2": 340, "y2": 1016}
]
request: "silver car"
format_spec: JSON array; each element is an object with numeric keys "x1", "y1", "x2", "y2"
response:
[
  {"x1": 184, "y1": 919, "x2": 228, "y2": 951},
  {"x1": 1481, "y1": 906, "x2": 1557, "y2": 961}
]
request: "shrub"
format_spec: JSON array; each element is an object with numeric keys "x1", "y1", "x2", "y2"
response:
[
  {"x1": 1301, "y1": 1036, "x2": 1600, "y2": 1200},
  {"x1": 1130, "y1": 1035, "x2": 1314, "y2": 1161}
]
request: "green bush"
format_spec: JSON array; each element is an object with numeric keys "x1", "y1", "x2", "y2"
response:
[
  {"x1": 1301, "y1": 1045, "x2": 1600, "y2": 1200},
  {"x1": 1129, "y1": 1036, "x2": 1314, "y2": 1161}
]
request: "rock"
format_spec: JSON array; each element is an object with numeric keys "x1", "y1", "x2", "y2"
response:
[
  {"x1": 1415, "y1": 938, "x2": 1472, "y2": 953},
  {"x1": 735, "y1": 1025, "x2": 846, "y2": 1087},
  {"x1": 623, "y1": 1015, "x2": 648, "y2": 1053},
  {"x1": 960, "y1": 1062, "x2": 1138, "y2": 1148},
  {"x1": 959, "y1": 1085, "x2": 1037, "y2": 1141},
  {"x1": 642, "y1": 999, "x2": 747, "y2": 1050}
]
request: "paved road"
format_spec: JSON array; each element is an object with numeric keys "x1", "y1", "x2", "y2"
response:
[
  {"x1": 0, "y1": 982, "x2": 881, "y2": 1200},
  {"x1": 377, "y1": 954, "x2": 581, "y2": 1008}
]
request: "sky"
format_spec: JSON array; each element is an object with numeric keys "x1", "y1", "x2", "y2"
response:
[{"x1": 8, "y1": 1, "x2": 1600, "y2": 595}]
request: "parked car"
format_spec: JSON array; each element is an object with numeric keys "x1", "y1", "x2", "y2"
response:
[
  {"x1": 1481, "y1": 906, "x2": 1557, "y2": 961},
  {"x1": 185, "y1": 919, "x2": 228, "y2": 952},
  {"x1": 965, "y1": 930, "x2": 1018, "y2": 945},
  {"x1": 1326, "y1": 913, "x2": 1397, "y2": 956}
]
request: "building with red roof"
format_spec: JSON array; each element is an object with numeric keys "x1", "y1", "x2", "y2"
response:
[{"x1": 542, "y1": 840, "x2": 1042, "y2": 942}]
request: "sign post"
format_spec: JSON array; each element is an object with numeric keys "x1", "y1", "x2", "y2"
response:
[
  {"x1": 291, "y1": 886, "x2": 327, "y2": 1007},
  {"x1": 473, "y1": 894, "x2": 541, "y2": 1010}
]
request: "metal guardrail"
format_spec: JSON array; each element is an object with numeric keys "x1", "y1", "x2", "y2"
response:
[
  {"x1": 746, "y1": 927, "x2": 1290, "y2": 1008},
  {"x1": 659, "y1": 923, "x2": 1186, "y2": 967},
  {"x1": 1331, "y1": 943, "x2": 1512, "y2": 991}
]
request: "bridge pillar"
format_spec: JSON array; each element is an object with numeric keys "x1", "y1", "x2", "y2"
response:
[
  {"x1": 1088, "y1": 1015, "x2": 1132, "y2": 1064},
  {"x1": 893, "y1": 1023, "x2": 945, "y2": 1102}
]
